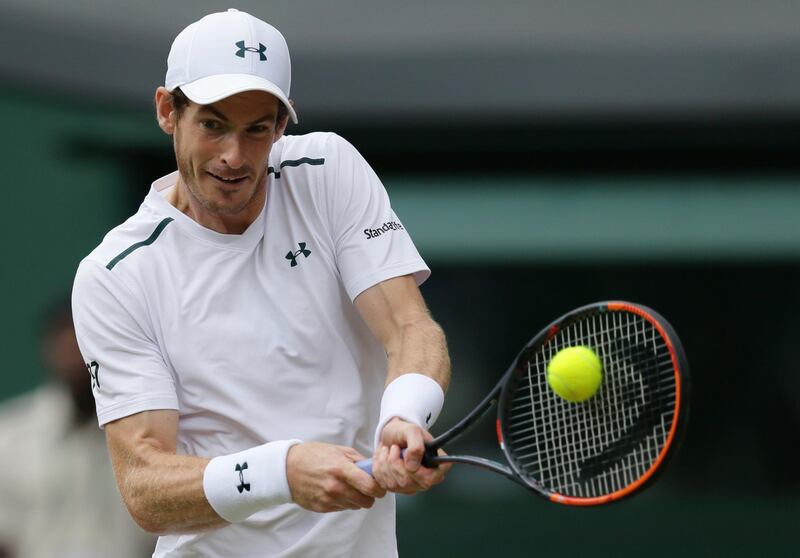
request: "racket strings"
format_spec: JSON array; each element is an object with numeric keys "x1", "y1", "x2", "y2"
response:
[{"x1": 503, "y1": 309, "x2": 678, "y2": 499}]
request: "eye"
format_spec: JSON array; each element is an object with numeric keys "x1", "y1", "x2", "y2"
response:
[
  {"x1": 200, "y1": 119, "x2": 222, "y2": 131},
  {"x1": 247, "y1": 125, "x2": 270, "y2": 135}
]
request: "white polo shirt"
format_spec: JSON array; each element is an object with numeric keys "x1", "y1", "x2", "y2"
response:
[{"x1": 72, "y1": 132, "x2": 429, "y2": 558}]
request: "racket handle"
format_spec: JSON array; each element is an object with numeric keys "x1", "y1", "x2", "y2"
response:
[
  {"x1": 356, "y1": 449, "x2": 407, "y2": 476},
  {"x1": 356, "y1": 457, "x2": 374, "y2": 475}
]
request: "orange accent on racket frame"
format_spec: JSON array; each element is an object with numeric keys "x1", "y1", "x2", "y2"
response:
[
  {"x1": 549, "y1": 302, "x2": 683, "y2": 506},
  {"x1": 496, "y1": 419, "x2": 505, "y2": 451}
]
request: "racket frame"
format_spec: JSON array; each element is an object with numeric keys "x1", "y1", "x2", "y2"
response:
[{"x1": 424, "y1": 301, "x2": 690, "y2": 505}]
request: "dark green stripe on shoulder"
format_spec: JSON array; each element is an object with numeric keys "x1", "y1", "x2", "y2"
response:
[
  {"x1": 106, "y1": 217, "x2": 174, "y2": 271},
  {"x1": 268, "y1": 157, "x2": 325, "y2": 179},
  {"x1": 280, "y1": 157, "x2": 325, "y2": 169}
]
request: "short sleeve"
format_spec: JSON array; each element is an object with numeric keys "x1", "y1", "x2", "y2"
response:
[
  {"x1": 72, "y1": 260, "x2": 179, "y2": 427},
  {"x1": 323, "y1": 134, "x2": 430, "y2": 300}
]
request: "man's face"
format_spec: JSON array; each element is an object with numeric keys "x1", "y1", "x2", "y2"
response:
[{"x1": 171, "y1": 91, "x2": 285, "y2": 216}]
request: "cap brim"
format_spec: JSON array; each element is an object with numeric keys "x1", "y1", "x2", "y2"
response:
[{"x1": 179, "y1": 74, "x2": 298, "y2": 124}]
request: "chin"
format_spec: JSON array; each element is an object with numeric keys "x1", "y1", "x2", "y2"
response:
[{"x1": 206, "y1": 191, "x2": 256, "y2": 215}]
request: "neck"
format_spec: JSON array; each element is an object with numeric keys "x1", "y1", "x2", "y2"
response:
[{"x1": 168, "y1": 176, "x2": 265, "y2": 234}]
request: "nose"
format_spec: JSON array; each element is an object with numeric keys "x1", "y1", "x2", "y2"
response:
[{"x1": 220, "y1": 134, "x2": 245, "y2": 170}]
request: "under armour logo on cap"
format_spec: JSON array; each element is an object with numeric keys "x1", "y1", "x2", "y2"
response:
[{"x1": 235, "y1": 40, "x2": 267, "y2": 61}]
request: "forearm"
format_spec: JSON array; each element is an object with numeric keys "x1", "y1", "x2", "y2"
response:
[
  {"x1": 353, "y1": 276, "x2": 452, "y2": 490},
  {"x1": 354, "y1": 275, "x2": 451, "y2": 444},
  {"x1": 372, "y1": 317, "x2": 452, "y2": 491},
  {"x1": 386, "y1": 315, "x2": 450, "y2": 391},
  {"x1": 108, "y1": 437, "x2": 224, "y2": 534}
]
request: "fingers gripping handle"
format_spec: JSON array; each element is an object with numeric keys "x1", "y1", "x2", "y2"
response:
[
  {"x1": 356, "y1": 448, "x2": 440, "y2": 475},
  {"x1": 357, "y1": 449, "x2": 406, "y2": 476}
]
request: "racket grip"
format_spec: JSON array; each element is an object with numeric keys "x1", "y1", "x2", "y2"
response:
[
  {"x1": 356, "y1": 449, "x2": 406, "y2": 476},
  {"x1": 356, "y1": 457, "x2": 374, "y2": 475}
]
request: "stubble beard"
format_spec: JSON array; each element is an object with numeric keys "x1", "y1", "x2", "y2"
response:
[{"x1": 175, "y1": 145, "x2": 268, "y2": 217}]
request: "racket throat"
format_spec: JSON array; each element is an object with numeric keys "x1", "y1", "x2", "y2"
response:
[
  {"x1": 430, "y1": 454, "x2": 518, "y2": 484},
  {"x1": 420, "y1": 446, "x2": 440, "y2": 469}
]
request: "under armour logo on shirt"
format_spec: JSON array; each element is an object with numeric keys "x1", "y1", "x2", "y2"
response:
[
  {"x1": 86, "y1": 361, "x2": 100, "y2": 390},
  {"x1": 235, "y1": 462, "x2": 251, "y2": 493},
  {"x1": 286, "y1": 242, "x2": 311, "y2": 267},
  {"x1": 235, "y1": 41, "x2": 267, "y2": 61}
]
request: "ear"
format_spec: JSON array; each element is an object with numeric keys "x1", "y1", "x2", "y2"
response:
[
  {"x1": 155, "y1": 87, "x2": 177, "y2": 135},
  {"x1": 275, "y1": 115, "x2": 289, "y2": 141},
  {"x1": 274, "y1": 99, "x2": 293, "y2": 142}
]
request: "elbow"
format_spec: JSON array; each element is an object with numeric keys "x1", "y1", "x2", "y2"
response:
[
  {"x1": 119, "y1": 479, "x2": 177, "y2": 535},
  {"x1": 121, "y1": 484, "x2": 219, "y2": 535},
  {"x1": 124, "y1": 494, "x2": 167, "y2": 535}
]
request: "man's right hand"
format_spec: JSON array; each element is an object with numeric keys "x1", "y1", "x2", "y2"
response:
[{"x1": 286, "y1": 442, "x2": 386, "y2": 512}]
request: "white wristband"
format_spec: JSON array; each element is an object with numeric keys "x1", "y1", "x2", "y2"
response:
[
  {"x1": 374, "y1": 373, "x2": 444, "y2": 449},
  {"x1": 203, "y1": 439, "x2": 301, "y2": 523}
]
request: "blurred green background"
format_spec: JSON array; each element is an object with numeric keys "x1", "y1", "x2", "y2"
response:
[{"x1": 3, "y1": 1, "x2": 800, "y2": 556}]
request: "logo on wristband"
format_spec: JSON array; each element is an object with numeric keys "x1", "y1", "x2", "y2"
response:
[{"x1": 235, "y1": 462, "x2": 251, "y2": 493}]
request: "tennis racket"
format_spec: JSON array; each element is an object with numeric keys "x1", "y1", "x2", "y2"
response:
[{"x1": 357, "y1": 301, "x2": 689, "y2": 506}]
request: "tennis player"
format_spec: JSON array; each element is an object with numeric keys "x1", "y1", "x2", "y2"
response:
[{"x1": 71, "y1": 9, "x2": 450, "y2": 557}]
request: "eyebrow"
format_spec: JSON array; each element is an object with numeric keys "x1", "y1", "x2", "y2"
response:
[{"x1": 198, "y1": 105, "x2": 277, "y2": 126}]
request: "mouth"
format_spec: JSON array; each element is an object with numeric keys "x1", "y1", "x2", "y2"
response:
[{"x1": 206, "y1": 171, "x2": 249, "y2": 187}]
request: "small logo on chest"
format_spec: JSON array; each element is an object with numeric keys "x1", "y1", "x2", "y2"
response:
[{"x1": 286, "y1": 242, "x2": 311, "y2": 267}]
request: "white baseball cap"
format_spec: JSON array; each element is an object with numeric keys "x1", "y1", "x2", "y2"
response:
[{"x1": 165, "y1": 8, "x2": 297, "y2": 124}]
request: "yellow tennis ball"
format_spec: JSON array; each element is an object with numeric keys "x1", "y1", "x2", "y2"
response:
[{"x1": 546, "y1": 346, "x2": 603, "y2": 402}]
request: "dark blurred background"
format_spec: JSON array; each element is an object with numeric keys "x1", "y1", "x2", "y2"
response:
[{"x1": 2, "y1": 1, "x2": 800, "y2": 556}]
